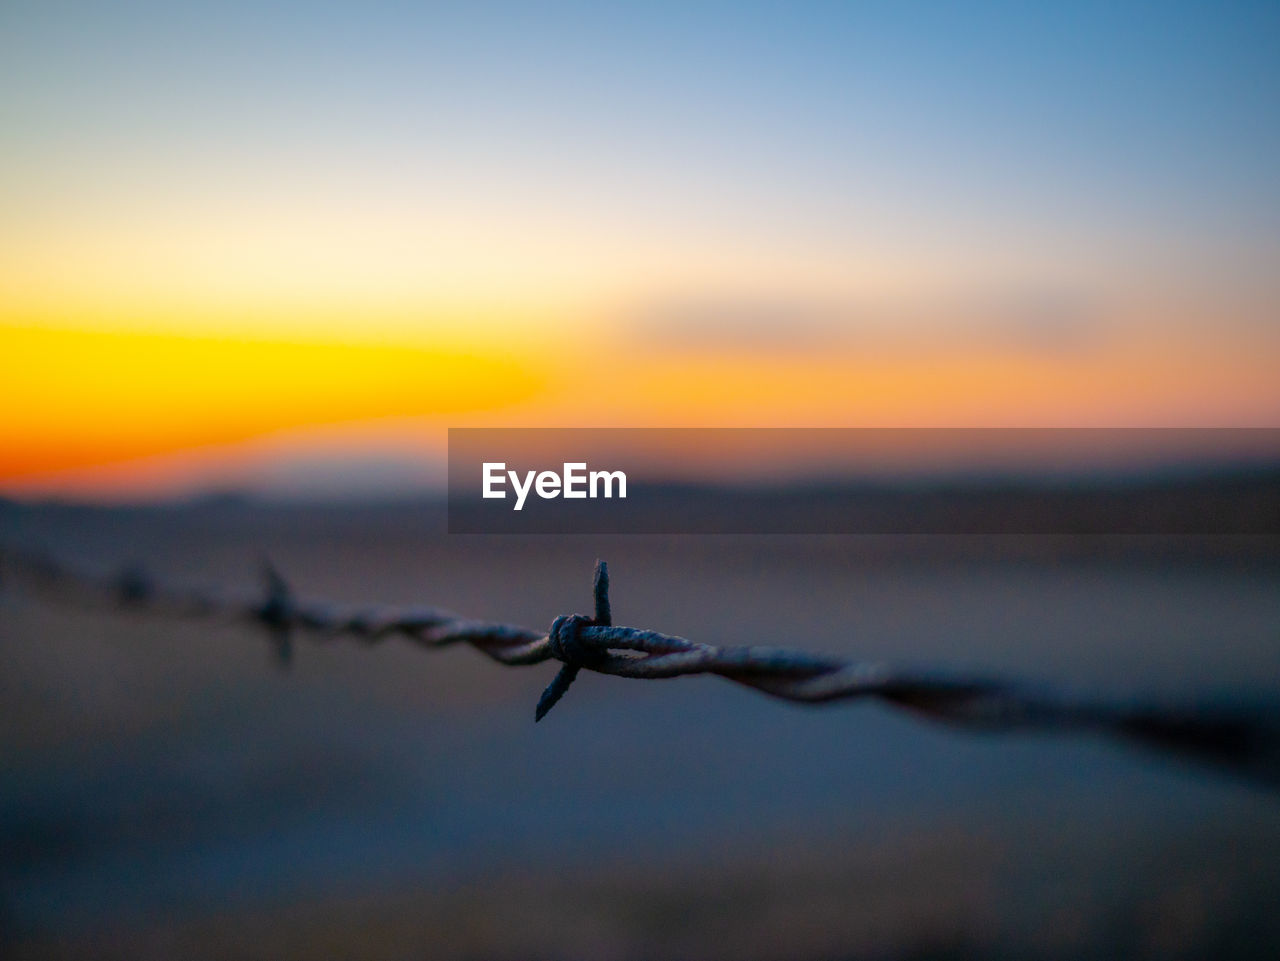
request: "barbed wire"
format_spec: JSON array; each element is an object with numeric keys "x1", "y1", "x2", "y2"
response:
[{"x1": 3, "y1": 547, "x2": 1278, "y2": 788}]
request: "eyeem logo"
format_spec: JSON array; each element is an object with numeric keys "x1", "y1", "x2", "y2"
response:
[{"x1": 482, "y1": 462, "x2": 627, "y2": 511}]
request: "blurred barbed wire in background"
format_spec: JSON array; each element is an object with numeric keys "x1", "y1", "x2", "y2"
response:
[{"x1": 3, "y1": 548, "x2": 1278, "y2": 789}]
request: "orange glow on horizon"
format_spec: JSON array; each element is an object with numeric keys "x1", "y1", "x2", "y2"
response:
[
  {"x1": 5, "y1": 311, "x2": 1278, "y2": 499},
  {"x1": 1, "y1": 324, "x2": 543, "y2": 479}
]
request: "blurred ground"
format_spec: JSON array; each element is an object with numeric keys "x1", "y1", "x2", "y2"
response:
[{"x1": 2, "y1": 500, "x2": 1279, "y2": 959}]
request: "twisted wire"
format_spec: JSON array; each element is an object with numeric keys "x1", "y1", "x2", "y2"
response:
[{"x1": 3, "y1": 548, "x2": 1277, "y2": 786}]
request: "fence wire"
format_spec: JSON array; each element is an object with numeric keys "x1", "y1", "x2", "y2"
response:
[{"x1": 3, "y1": 548, "x2": 1278, "y2": 788}]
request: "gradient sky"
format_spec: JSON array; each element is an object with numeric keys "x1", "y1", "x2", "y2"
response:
[{"x1": 2, "y1": 1, "x2": 1278, "y2": 497}]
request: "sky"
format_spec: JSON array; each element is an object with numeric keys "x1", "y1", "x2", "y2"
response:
[{"x1": 2, "y1": 1, "x2": 1278, "y2": 498}]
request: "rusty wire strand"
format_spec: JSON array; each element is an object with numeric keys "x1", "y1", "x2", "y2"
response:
[{"x1": 3, "y1": 548, "x2": 1278, "y2": 786}]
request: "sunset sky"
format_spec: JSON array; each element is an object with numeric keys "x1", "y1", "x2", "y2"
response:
[{"x1": 2, "y1": 1, "x2": 1278, "y2": 498}]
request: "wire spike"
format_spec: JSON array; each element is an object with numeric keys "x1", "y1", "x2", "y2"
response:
[
  {"x1": 593, "y1": 559, "x2": 611, "y2": 626},
  {"x1": 269, "y1": 627, "x2": 294, "y2": 671},
  {"x1": 535, "y1": 664, "x2": 580, "y2": 722},
  {"x1": 260, "y1": 555, "x2": 290, "y2": 602}
]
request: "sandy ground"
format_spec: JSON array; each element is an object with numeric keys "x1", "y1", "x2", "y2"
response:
[{"x1": 3, "y1": 501, "x2": 1279, "y2": 959}]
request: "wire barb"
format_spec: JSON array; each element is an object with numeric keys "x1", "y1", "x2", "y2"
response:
[
  {"x1": 4, "y1": 548, "x2": 1279, "y2": 788},
  {"x1": 536, "y1": 560, "x2": 613, "y2": 721},
  {"x1": 255, "y1": 557, "x2": 295, "y2": 668}
]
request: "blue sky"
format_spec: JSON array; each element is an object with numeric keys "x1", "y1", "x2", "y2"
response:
[{"x1": 3, "y1": 1, "x2": 1278, "y2": 495}]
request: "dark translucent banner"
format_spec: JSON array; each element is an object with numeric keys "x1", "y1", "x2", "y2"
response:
[{"x1": 448, "y1": 428, "x2": 1280, "y2": 534}]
